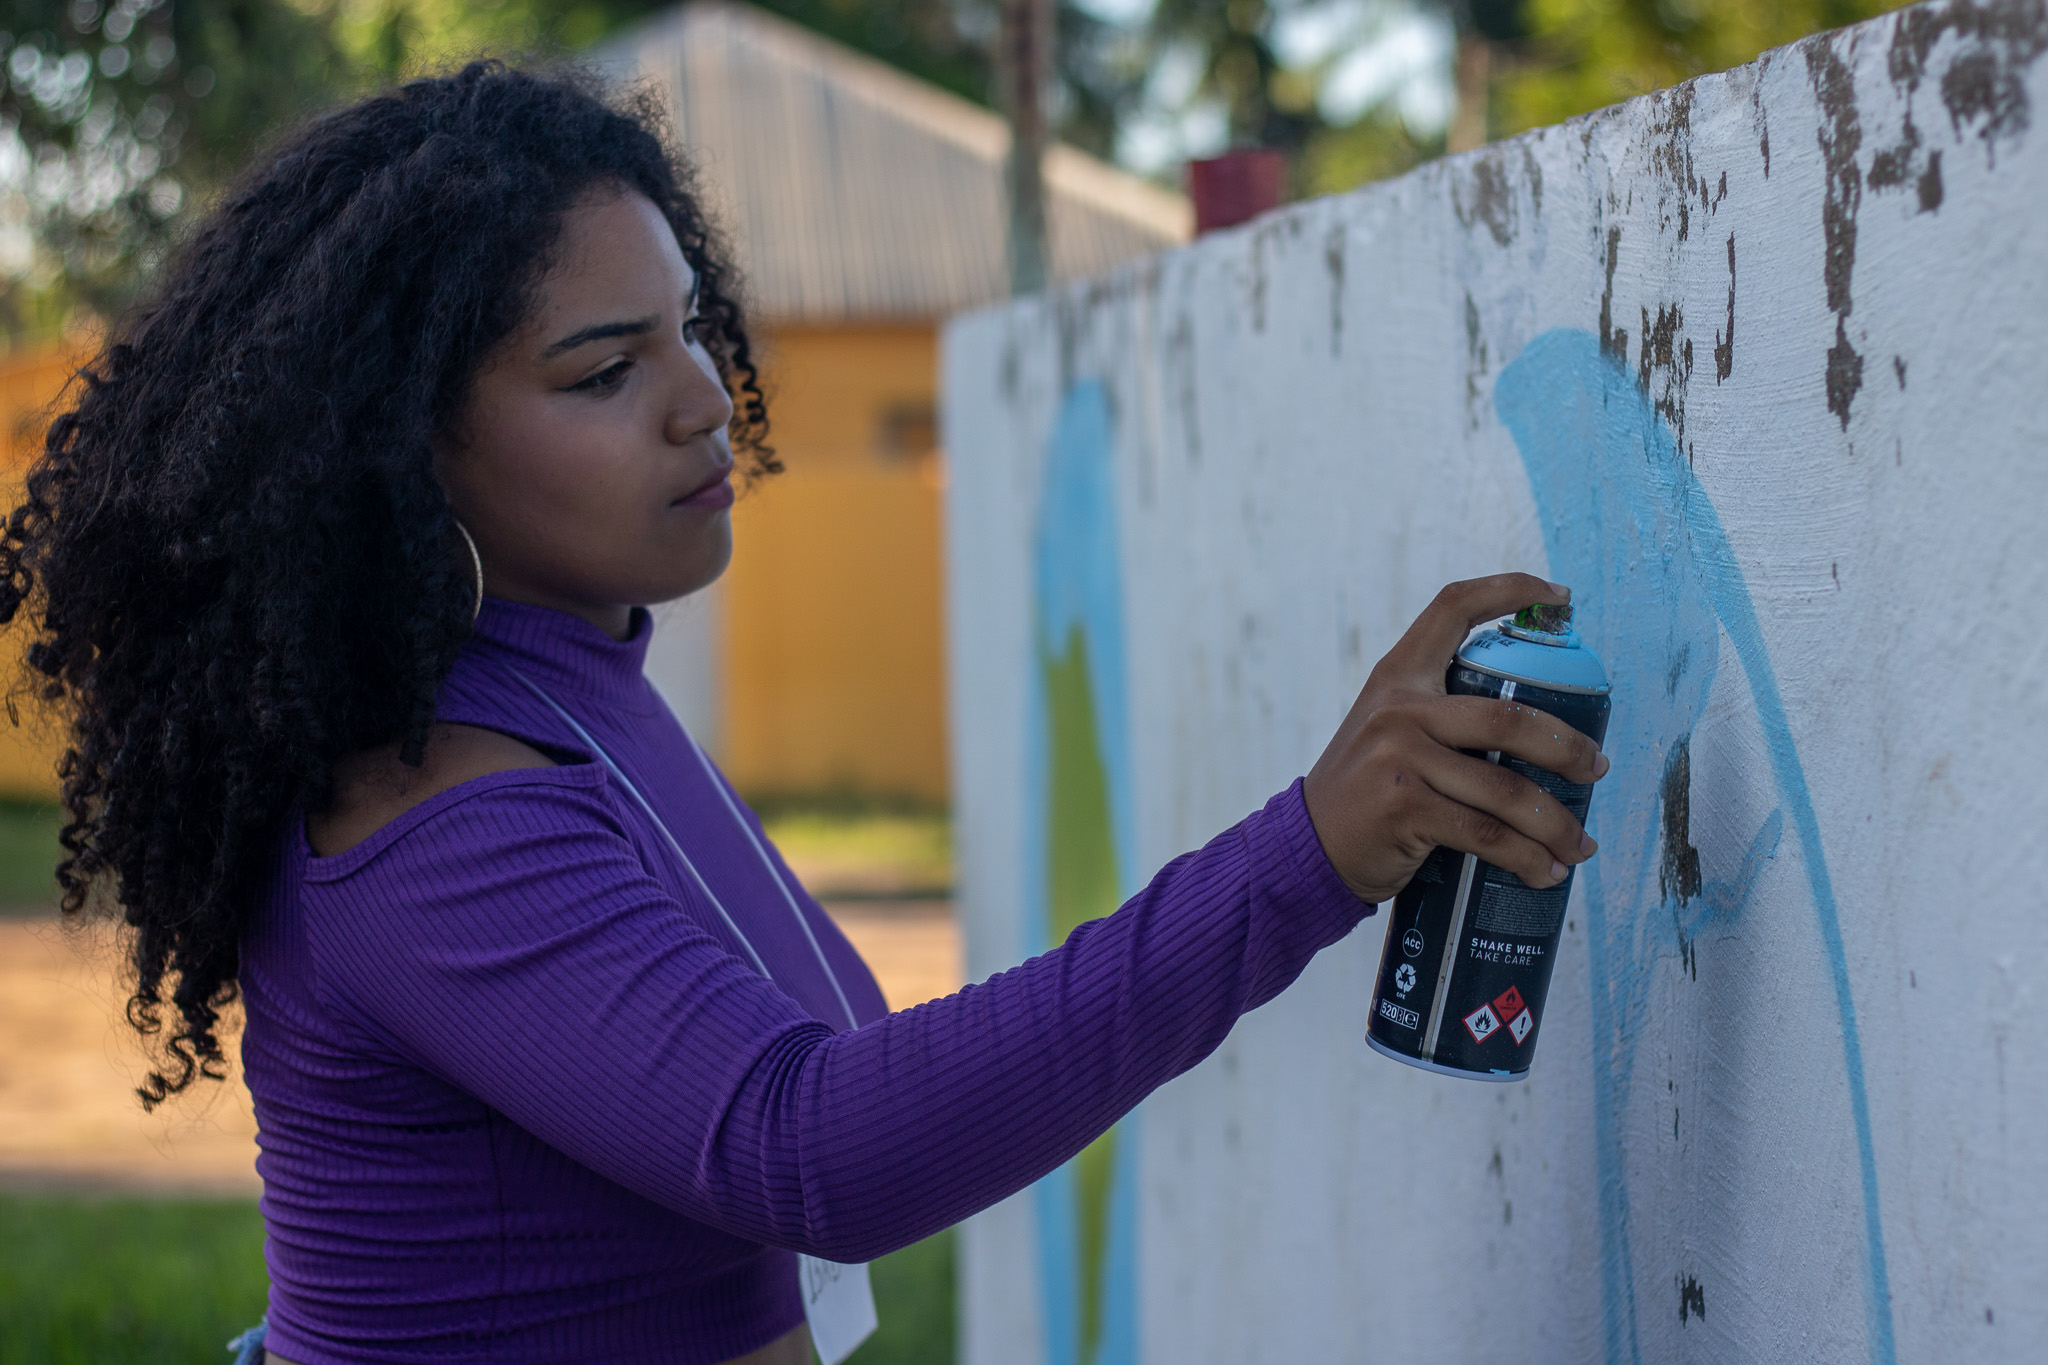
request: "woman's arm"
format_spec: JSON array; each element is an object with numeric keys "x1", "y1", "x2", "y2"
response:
[
  {"x1": 306, "y1": 774, "x2": 1364, "y2": 1263},
  {"x1": 308, "y1": 572, "x2": 1607, "y2": 1263}
]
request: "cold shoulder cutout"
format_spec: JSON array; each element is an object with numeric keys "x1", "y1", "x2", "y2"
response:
[{"x1": 307, "y1": 722, "x2": 559, "y2": 857}]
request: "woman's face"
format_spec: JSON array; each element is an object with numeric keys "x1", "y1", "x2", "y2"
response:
[{"x1": 438, "y1": 186, "x2": 737, "y2": 639}]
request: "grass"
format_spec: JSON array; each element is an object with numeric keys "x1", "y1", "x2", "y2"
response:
[
  {"x1": 0, "y1": 799, "x2": 61, "y2": 916},
  {"x1": 0, "y1": 795, "x2": 955, "y2": 913},
  {"x1": 850, "y1": 1228, "x2": 957, "y2": 1365},
  {"x1": 0, "y1": 793, "x2": 960, "y2": 1360},
  {"x1": 0, "y1": 1194, "x2": 956, "y2": 1365},
  {"x1": 0, "y1": 1195, "x2": 268, "y2": 1365},
  {"x1": 753, "y1": 793, "x2": 953, "y2": 901}
]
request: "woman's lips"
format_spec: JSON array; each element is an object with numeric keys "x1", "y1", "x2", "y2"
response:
[{"x1": 676, "y1": 473, "x2": 734, "y2": 509}]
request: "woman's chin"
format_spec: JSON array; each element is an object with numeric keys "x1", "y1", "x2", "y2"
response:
[{"x1": 649, "y1": 533, "x2": 734, "y2": 603}]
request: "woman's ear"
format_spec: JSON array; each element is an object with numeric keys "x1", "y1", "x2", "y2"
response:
[
  {"x1": 431, "y1": 414, "x2": 472, "y2": 462},
  {"x1": 429, "y1": 420, "x2": 477, "y2": 514}
]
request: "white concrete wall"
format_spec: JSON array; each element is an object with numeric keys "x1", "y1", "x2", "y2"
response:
[
  {"x1": 645, "y1": 584, "x2": 723, "y2": 758},
  {"x1": 940, "y1": 4, "x2": 2048, "y2": 1363}
]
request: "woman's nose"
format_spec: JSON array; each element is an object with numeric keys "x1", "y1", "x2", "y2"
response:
[{"x1": 665, "y1": 341, "x2": 735, "y2": 448}]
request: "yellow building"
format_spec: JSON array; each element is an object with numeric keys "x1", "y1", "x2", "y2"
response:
[
  {"x1": 0, "y1": 347, "x2": 80, "y2": 799},
  {"x1": 714, "y1": 324, "x2": 950, "y2": 801},
  {"x1": 610, "y1": 1, "x2": 1189, "y2": 803},
  {"x1": 0, "y1": 4, "x2": 1189, "y2": 804}
]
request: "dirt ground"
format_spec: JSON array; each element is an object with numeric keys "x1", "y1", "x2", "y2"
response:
[{"x1": 0, "y1": 903, "x2": 961, "y2": 1196}]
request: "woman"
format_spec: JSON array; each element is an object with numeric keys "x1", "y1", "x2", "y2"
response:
[{"x1": 2, "y1": 63, "x2": 1604, "y2": 1365}]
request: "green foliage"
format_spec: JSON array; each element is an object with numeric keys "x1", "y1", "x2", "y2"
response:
[
  {"x1": 849, "y1": 1227, "x2": 958, "y2": 1365},
  {"x1": 0, "y1": 1194, "x2": 956, "y2": 1365},
  {"x1": 1301, "y1": 105, "x2": 1442, "y2": 199},
  {"x1": 0, "y1": 1193, "x2": 269, "y2": 1365},
  {"x1": 0, "y1": 0, "x2": 354, "y2": 341},
  {"x1": 334, "y1": 0, "x2": 1139, "y2": 163},
  {"x1": 0, "y1": 0, "x2": 1158, "y2": 342},
  {"x1": 1495, "y1": 0, "x2": 1912, "y2": 140},
  {"x1": 1298, "y1": 0, "x2": 1909, "y2": 198},
  {"x1": 0, "y1": 799, "x2": 62, "y2": 914},
  {"x1": 746, "y1": 0, "x2": 998, "y2": 107},
  {"x1": 757, "y1": 798, "x2": 954, "y2": 900},
  {"x1": 328, "y1": 0, "x2": 643, "y2": 79},
  {"x1": 4, "y1": 0, "x2": 1922, "y2": 355},
  {"x1": 1149, "y1": 0, "x2": 1322, "y2": 153}
]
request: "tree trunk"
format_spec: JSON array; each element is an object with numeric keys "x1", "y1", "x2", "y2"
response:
[
  {"x1": 1001, "y1": 0, "x2": 1052, "y2": 295},
  {"x1": 1448, "y1": 34, "x2": 1491, "y2": 154}
]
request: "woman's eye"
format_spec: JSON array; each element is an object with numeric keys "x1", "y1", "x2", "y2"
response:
[{"x1": 563, "y1": 358, "x2": 633, "y2": 393}]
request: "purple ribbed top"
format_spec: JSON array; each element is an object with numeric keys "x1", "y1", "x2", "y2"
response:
[{"x1": 239, "y1": 598, "x2": 1371, "y2": 1364}]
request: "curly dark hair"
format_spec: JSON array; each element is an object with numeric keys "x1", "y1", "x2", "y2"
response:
[{"x1": 0, "y1": 61, "x2": 773, "y2": 1108}]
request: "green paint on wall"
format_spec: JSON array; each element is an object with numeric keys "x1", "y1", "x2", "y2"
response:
[
  {"x1": 1041, "y1": 621, "x2": 1123, "y2": 1362},
  {"x1": 1043, "y1": 624, "x2": 1121, "y2": 943},
  {"x1": 1072, "y1": 1129, "x2": 1118, "y2": 1360}
]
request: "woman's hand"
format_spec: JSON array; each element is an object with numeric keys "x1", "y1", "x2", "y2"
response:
[{"x1": 1303, "y1": 573, "x2": 1610, "y2": 904}]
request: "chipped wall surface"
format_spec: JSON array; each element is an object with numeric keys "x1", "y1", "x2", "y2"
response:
[{"x1": 939, "y1": 3, "x2": 2048, "y2": 1363}]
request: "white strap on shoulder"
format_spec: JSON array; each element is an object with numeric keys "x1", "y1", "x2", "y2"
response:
[
  {"x1": 501, "y1": 665, "x2": 859, "y2": 1029},
  {"x1": 679, "y1": 732, "x2": 860, "y2": 1030}
]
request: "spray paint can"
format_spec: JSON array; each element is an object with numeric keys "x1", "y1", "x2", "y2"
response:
[{"x1": 1366, "y1": 605, "x2": 1612, "y2": 1081}]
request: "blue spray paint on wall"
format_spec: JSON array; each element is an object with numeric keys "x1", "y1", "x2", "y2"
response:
[
  {"x1": 1025, "y1": 380, "x2": 1141, "y2": 1365},
  {"x1": 1033, "y1": 382, "x2": 1139, "y2": 880},
  {"x1": 1494, "y1": 329, "x2": 1894, "y2": 1365}
]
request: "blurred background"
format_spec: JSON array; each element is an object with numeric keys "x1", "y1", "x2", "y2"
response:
[{"x1": 0, "y1": 0, "x2": 1904, "y2": 1359}]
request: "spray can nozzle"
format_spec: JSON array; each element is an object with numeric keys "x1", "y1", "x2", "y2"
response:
[{"x1": 1501, "y1": 599, "x2": 1575, "y2": 646}]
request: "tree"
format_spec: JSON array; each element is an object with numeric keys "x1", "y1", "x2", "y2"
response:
[
  {"x1": 0, "y1": 0, "x2": 354, "y2": 344},
  {"x1": 1439, "y1": 0, "x2": 1528, "y2": 151},
  {"x1": 1297, "y1": 0, "x2": 1910, "y2": 197},
  {"x1": 2, "y1": 0, "x2": 1155, "y2": 341},
  {"x1": 1496, "y1": 0, "x2": 1908, "y2": 140},
  {"x1": 5, "y1": 0, "x2": 1914, "y2": 339},
  {"x1": 1144, "y1": 0, "x2": 1323, "y2": 154}
]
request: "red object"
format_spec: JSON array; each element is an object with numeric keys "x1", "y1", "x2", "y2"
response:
[
  {"x1": 1188, "y1": 150, "x2": 1288, "y2": 235},
  {"x1": 1492, "y1": 985, "x2": 1525, "y2": 1020}
]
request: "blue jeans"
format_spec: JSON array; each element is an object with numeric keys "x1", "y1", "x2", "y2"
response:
[{"x1": 227, "y1": 1319, "x2": 267, "y2": 1364}]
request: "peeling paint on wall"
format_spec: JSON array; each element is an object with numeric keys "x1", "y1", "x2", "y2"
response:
[{"x1": 943, "y1": 4, "x2": 2048, "y2": 1362}]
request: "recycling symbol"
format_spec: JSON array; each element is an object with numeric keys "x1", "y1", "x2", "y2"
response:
[{"x1": 1394, "y1": 964, "x2": 1418, "y2": 994}]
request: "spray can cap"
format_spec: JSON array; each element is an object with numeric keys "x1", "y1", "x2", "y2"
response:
[
  {"x1": 1502, "y1": 599, "x2": 1575, "y2": 646},
  {"x1": 1459, "y1": 600, "x2": 1609, "y2": 694}
]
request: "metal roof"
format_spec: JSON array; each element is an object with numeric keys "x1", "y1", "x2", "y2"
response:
[{"x1": 597, "y1": 2, "x2": 1192, "y2": 322}]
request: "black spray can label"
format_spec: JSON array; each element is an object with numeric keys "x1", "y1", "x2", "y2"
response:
[{"x1": 1365, "y1": 635, "x2": 1612, "y2": 1081}]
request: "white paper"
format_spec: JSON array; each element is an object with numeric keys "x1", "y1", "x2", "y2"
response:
[{"x1": 799, "y1": 1254, "x2": 878, "y2": 1365}]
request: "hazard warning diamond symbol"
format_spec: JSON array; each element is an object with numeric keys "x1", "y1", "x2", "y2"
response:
[
  {"x1": 1492, "y1": 985, "x2": 1525, "y2": 1021},
  {"x1": 1463, "y1": 1002, "x2": 1502, "y2": 1044},
  {"x1": 1506, "y1": 1008, "x2": 1535, "y2": 1045}
]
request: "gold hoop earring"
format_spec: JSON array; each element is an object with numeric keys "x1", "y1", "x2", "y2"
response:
[{"x1": 454, "y1": 521, "x2": 484, "y2": 622}]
